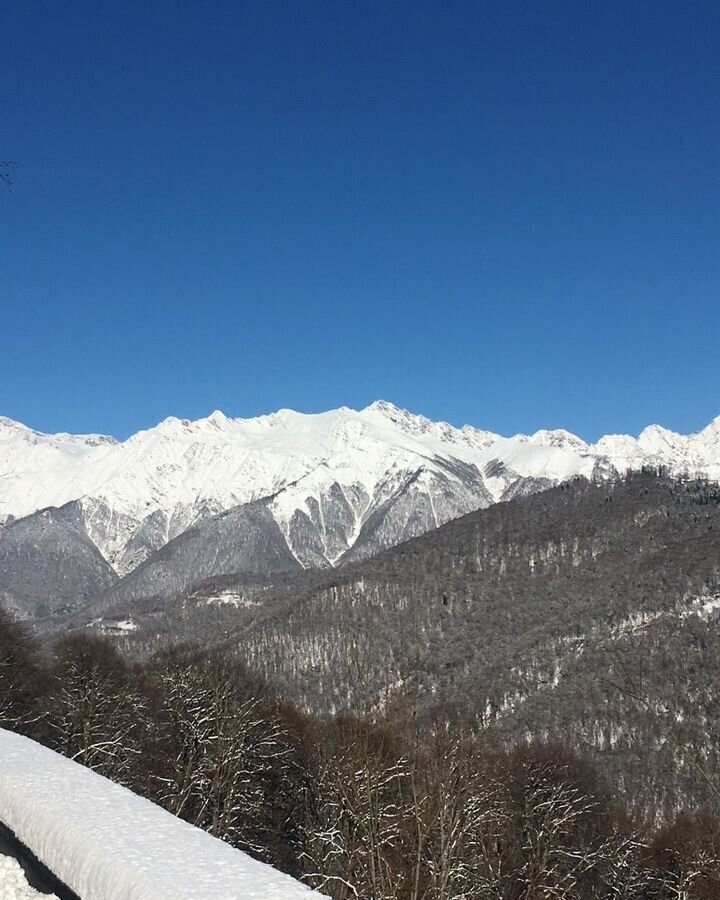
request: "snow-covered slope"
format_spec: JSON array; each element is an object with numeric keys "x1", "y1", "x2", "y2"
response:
[
  {"x1": 1, "y1": 403, "x2": 718, "y2": 582},
  {"x1": 0, "y1": 727, "x2": 325, "y2": 900}
]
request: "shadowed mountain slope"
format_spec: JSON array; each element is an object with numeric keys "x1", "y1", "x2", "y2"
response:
[{"x1": 0, "y1": 503, "x2": 117, "y2": 619}]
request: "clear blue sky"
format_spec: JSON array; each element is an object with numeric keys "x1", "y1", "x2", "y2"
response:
[{"x1": 2, "y1": 1, "x2": 718, "y2": 440}]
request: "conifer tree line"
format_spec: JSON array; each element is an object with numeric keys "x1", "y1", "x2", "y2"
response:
[{"x1": 1, "y1": 608, "x2": 719, "y2": 899}]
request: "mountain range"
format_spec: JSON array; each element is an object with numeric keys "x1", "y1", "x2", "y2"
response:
[
  {"x1": 2, "y1": 401, "x2": 720, "y2": 822},
  {"x1": 1, "y1": 401, "x2": 719, "y2": 620}
]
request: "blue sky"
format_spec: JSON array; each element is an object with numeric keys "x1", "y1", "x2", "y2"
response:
[{"x1": 2, "y1": 1, "x2": 718, "y2": 440}]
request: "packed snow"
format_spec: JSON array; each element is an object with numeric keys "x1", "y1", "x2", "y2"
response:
[
  {"x1": 0, "y1": 854, "x2": 57, "y2": 900},
  {"x1": 0, "y1": 728, "x2": 326, "y2": 900}
]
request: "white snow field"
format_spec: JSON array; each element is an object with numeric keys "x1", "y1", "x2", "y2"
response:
[
  {"x1": 0, "y1": 728, "x2": 326, "y2": 900},
  {"x1": 0, "y1": 853, "x2": 57, "y2": 899}
]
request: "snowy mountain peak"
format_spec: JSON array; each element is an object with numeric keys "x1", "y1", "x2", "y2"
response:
[
  {"x1": 0, "y1": 416, "x2": 26, "y2": 430},
  {"x1": 699, "y1": 415, "x2": 720, "y2": 439},
  {"x1": 364, "y1": 399, "x2": 401, "y2": 415},
  {"x1": 0, "y1": 416, "x2": 117, "y2": 447},
  {"x1": 204, "y1": 409, "x2": 234, "y2": 429},
  {"x1": 529, "y1": 429, "x2": 589, "y2": 452},
  {"x1": 637, "y1": 423, "x2": 681, "y2": 445},
  {"x1": 362, "y1": 399, "x2": 498, "y2": 448},
  {"x1": 1, "y1": 403, "x2": 719, "y2": 580},
  {"x1": 363, "y1": 399, "x2": 432, "y2": 430}
]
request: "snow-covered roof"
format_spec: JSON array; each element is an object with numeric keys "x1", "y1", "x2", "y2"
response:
[{"x1": 0, "y1": 728, "x2": 325, "y2": 900}]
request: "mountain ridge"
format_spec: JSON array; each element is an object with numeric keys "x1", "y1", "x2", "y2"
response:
[
  {"x1": 1, "y1": 402, "x2": 719, "y2": 620},
  {"x1": 2, "y1": 402, "x2": 719, "y2": 545}
]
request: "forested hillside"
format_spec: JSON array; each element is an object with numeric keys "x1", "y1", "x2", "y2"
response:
[
  {"x1": 79, "y1": 471, "x2": 720, "y2": 825},
  {"x1": 1, "y1": 609, "x2": 719, "y2": 899}
]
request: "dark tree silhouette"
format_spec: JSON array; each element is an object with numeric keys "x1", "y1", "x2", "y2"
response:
[{"x1": 0, "y1": 607, "x2": 46, "y2": 732}]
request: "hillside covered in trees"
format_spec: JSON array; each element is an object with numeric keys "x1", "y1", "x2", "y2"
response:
[
  {"x1": 4, "y1": 471, "x2": 720, "y2": 895},
  {"x1": 1, "y1": 610, "x2": 719, "y2": 899},
  {"x1": 68, "y1": 471, "x2": 720, "y2": 826}
]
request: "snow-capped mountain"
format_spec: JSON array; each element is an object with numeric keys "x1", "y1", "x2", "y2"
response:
[{"x1": 0, "y1": 402, "x2": 718, "y2": 618}]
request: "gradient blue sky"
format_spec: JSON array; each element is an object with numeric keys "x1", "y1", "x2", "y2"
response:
[{"x1": 2, "y1": 1, "x2": 719, "y2": 440}]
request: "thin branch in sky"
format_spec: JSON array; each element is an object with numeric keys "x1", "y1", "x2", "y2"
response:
[{"x1": 0, "y1": 161, "x2": 18, "y2": 191}]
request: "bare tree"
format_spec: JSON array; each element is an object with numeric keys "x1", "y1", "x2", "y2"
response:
[
  {"x1": 46, "y1": 633, "x2": 149, "y2": 786},
  {"x1": 417, "y1": 731, "x2": 509, "y2": 900},
  {"x1": 150, "y1": 645, "x2": 291, "y2": 857},
  {"x1": 650, "y1": 811, "x2": 720, "y2": 900},
  {"x1": 302, "y1": 718, "x2": 410, "y2": 900},
  {"x1": 0, "y1": 607, "x2": 45, "y2": 733}
]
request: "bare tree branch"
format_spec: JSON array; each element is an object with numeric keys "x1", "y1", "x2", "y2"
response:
[{"x1": 0, "y1": 161, "x2": 17, "y2": 191}]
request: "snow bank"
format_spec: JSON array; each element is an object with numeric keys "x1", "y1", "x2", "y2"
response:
[
  {"x1": 0, "y1": 854, "x2": 57, "y2": 900},
  {"x1": 0, "y1": 728, "x2": 325, "y2": 900}
]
